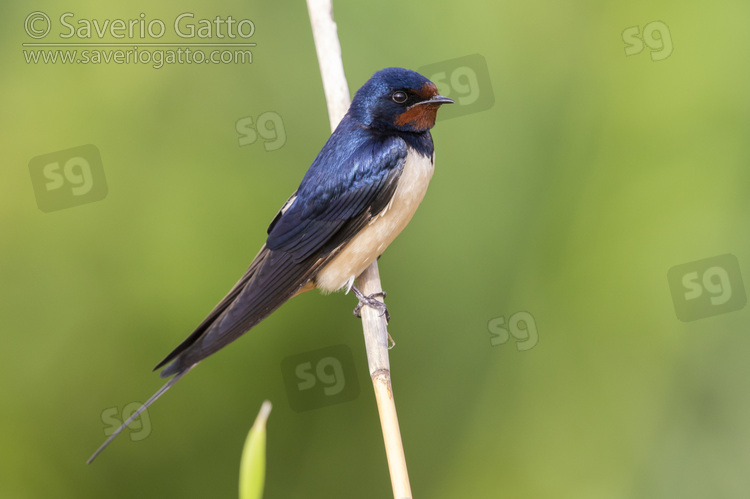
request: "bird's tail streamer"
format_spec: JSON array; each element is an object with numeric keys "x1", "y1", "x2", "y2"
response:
[{"x1": 86, "y1": 364, "x2": 197, "y2": 464}]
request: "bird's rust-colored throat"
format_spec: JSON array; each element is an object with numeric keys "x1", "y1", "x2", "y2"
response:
[{"x1": 394, "y1": 82, "x2": 444, "y2": 130}]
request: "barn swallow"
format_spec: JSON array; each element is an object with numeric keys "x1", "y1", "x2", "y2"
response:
[{"x1": 88, "y1": 67, "x2": 452, "y2": 463}]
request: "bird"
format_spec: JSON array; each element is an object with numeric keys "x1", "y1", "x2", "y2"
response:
[{"x1": 87, "y1": 67, "x2": 453, "y2": 463}]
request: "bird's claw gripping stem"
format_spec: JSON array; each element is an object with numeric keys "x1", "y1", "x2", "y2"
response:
[{"x1": 351, "y1": 287, "x2": 390, "y2": 324}]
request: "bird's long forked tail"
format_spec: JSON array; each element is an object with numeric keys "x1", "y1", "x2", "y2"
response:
[{"x1": 86, "y1": 364, "x2": 197, "y2": 464}]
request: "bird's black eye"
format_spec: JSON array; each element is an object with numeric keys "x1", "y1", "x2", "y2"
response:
[{"x1": 391, "y1": 91, "x2": 408, "y2": 104}]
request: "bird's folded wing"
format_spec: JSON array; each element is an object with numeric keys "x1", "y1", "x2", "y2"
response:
[{"x1": 156, "y1": 136, "x2": 407, "y2": 376}]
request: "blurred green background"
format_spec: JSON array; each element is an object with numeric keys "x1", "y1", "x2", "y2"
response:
[{"x1": 3, "y1": 1, "x2": 750, "y2": 498}]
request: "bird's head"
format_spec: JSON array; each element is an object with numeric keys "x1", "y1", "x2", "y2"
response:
[{"x1": 348, "y1": 67, "x2": 454, "y2": 133}]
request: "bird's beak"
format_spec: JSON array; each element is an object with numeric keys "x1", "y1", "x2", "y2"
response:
[
  {"x1": 428, "y1": 95, "x2": 455, "y2": 105},
  {"x1": 410, "y1": 95, "x2": 455, "y2": 108}
]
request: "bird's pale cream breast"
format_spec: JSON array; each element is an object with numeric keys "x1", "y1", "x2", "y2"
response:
[{"x1": 314, "y1": 149, "x2": 435, "y2": 293}]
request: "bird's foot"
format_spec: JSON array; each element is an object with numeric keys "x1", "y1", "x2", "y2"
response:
[{"x1": 351, "y1": 286, "x2": 390, "y2": 324}]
